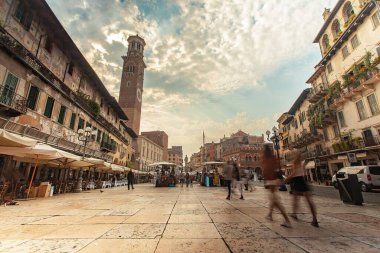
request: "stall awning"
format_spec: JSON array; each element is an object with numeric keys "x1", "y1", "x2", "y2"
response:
[
  {"x1": 148, "y1": 161, "x2": 176, "y2": 167},
  {"x1": 305, "y1": 161, "x2": 315, "y2": 169},
  {"x1": 0, "y1": 129, "x2": 37, "y2": 147}
]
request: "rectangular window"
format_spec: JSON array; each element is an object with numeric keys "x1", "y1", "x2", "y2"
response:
[
  {"x1": 327, "y1": 63, "x2": 333, "y2": 73},
  {"x1": 1, "y1": 72, "x2": 18, "y2": 106},
  {"x1": 14, "y1": 2, "x2": 33, "y2": 31},
  {"x1": 337, "y1": 111, "x2": 347, "y2": 128},
  {"x1": 78, "y1": 118, "x2": 84, "y2": 130},
  {"x1": 372, "y1": 10, "x2": 380, "y2": 28},
  {"x1": 367, "y1": 94, "x2": 380, "y2": 115},
  {"x1": 67, "y1": 63, "x2": 74, "y2": 76},
  {"x1": 43, "y1": 96, "x2": 55, "y2": 118},
  {"x1": 342, "y1": 46, "x2": 350, "y2": 59},
  {"x1": 69, "y1": 113, "x2": 76, "y2": 130},
  {"x1": 356, "y1": 100, "x2": 368, "y2": 120},
  {"x1": 57, "y1": 105, "x2": 67, "y2": 124},
  {"x1": 351, "y1": 35, "x2": 360, "y2": 49},
  {"x1": 26, "y1": 85, "x2": 39, "y2": 110}
]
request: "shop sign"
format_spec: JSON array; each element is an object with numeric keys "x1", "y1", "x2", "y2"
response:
[{"x1": 347, "y1": 153, "x2": 357, "y2": 163}]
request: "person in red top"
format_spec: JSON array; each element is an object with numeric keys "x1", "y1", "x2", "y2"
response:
[{"x1": 262, "y1": 145, "x2": 291, "y2": 228}]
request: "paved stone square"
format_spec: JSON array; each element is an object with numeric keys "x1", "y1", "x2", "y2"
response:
[{"x1": 0, "y1": 184, "x2": 380, "y2": 253}]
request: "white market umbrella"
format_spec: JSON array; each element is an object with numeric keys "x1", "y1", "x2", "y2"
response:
[{"x1": 0, "y1": 129, "x2": 37, "y2": 147}]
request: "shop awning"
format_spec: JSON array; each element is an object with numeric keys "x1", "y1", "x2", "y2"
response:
[
  {"x1": 148, "y1": 161, "x2": 176, "y2": 167},
  {"x1": 0, "y1": 129, "x2": 37, "y2": 147},
  {"x1": 305, "y1": 161, "x2": 315, "y2": 169}
]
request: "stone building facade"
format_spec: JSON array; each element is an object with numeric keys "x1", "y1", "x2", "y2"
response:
[
  {"x1": 135, "y1": 135, "x2": 164, "y2": 171},
  {"x1": 0, "y1": 0, "x2": 135, "y2": 166},
  {"x1": 168, "y1": 145, "x2": 183, "y2": 166},
  {"x1": 278, "y1": 0, "x2": 380, "y2": 182},
  {"x1": 140, "y1": 131, "x2": 168, "y2": 161}
]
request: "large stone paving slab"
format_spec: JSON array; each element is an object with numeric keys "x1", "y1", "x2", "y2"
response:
[
  {"x1": 155, "y1": 239, "x2": 230, "y2": 253},
  {"x1": 78, "y1": 239, "x2": 159, "y2": 253},
  {"x1": 288, "y1": 237, "x2": 380, "y2": 253},
  {"x1": 124, "y1": 214, "x2": 170, "y2": 223},
  {"x1": 40, "y1": 224, "x2": 117, "y2": 239},
  {"x1": 215, "y1": 223, "x2": 279, "y2": 239},
  {"x1": 30, "y1": 215, "x2": 92, "y2": 225},
  {"x1": 210, "y1": 213, "x2": 256, "y2": 223},
  {"x1": 163, "y1": 223, "x2": 221, "y2": 239},
  {"x1": 225, "y1": 238, "x2": 306, "y2": 253},
  {"x1": 5, "y1": 239, "x2": 93, "y2": 253},
  {"x1": 0, "y1": 225, "x2": 60, "y2": 240},
  {"x1": 168, "y1": 214, "x2": 212, "y2": 223},
  {"x1": 102, "y1": 224, "x2": 165, "y2": 239}
]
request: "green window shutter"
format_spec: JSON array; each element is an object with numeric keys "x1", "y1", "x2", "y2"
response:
[
  {"x1": 26, "y1": 86, "x2": 39, "y2": 110},
  {"x1": 44, "y1": 96, "x2": 55, "y2": 118},
  {"x1": 15, "y1": 2, "x2": 24, "y2": 22},
  {"x1": 78, "y1": 118, "x2": 84, "y2": 130},
  {"x1": 69, "y1": 113, "x2": 76, "y2": 130},
  {"x1": 2, "y1": 73, "x2": 18, "y2": 105},
  {"x1": 58, "y1": 105, "x2": 67, "y2": 124}
]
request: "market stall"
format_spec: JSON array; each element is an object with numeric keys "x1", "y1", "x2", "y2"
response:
[
  {"x1": 148, "y1": 162, "x2": 177, "y2": 187},
  {"x1": 201, "y1": 161, "x2": 225, "y2": 187}
]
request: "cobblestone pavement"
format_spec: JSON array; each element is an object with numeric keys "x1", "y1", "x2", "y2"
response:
[{"x1": 1, "y1": 184, "x2": 380, "y2": 253}]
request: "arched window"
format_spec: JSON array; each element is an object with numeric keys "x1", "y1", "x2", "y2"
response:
[
  {"x1": 322, "y1": 34, "x2": 330, "y2": 51},
  {"x1": 343, "y1": 2, "x2": 355, "y2": 23},
  {"x1": 331, "y1": 19, "x2": 342, "y2": 39}
]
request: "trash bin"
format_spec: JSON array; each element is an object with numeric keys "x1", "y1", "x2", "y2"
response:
[{"x1": 337, "y1": 174, "x2": 363, "y2": 205}]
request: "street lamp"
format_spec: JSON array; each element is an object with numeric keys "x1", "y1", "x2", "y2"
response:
[
  {"x1": 77, "y1": 126, "x2": 94, "y2": 159},
  {"x1": 74, "y1": 126, "x2": 94, "y2": 193},
  {"x1": 266, "y1": 126, "x2": 284, "y2": 170}
]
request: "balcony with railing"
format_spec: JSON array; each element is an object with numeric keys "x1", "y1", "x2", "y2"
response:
[
  {"x1": 0, "y1": 84, "x2": 27, "y2": 116},
  {"x1": 291, "y1": 131, "x2": 324, "y2": 149},
  {"x1": 100, "y1": 141, "x2": 117, "y2": 153},
  {"x1": 332, "y1": 136, "x2": 380, "y2": 153},
  {"x1": 0, "y1": 117, "x2": 112, "y2": 161},
  {"x1": 308, "y1": 83, "x2": 328, "y2": 103}
]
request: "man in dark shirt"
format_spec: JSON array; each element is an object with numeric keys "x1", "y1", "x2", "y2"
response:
[{"x1": 127, "y1": 170, "x2": 134, "y2": 190}]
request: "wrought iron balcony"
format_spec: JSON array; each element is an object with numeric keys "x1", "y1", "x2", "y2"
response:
[
  {"x1": 0, "y1": 84, "x2": 27, "y2": 116},
  {"x1": 308, "y1": 84, "x2": 328, "y2": 103},
  {"x1": 100, "y1": 141, "x2": 116, "y2": 153},
  {"x1": 0, "y1": 117, "x2": 112, "y2": 161}
]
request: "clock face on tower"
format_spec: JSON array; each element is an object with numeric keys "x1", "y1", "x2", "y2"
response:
[{"x1": 137, "y1": 88, "x2": 142, "y2": 103}]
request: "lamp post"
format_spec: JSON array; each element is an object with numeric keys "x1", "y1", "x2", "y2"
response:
[
  {"x1": 74, "y1": 127, "x2": 94, "y2": 193},
  {"x1": 266, "y1": 126, "x2": 284, "y2": 170}
]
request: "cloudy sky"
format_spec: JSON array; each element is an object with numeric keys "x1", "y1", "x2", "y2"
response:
[{"x1": 46, "y1": 0, "x2": 336, "y2": 157}]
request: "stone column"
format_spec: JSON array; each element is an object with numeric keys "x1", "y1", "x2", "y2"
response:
[{"x1": 74, "y1": 168, "x2": 83, "y2": 193}]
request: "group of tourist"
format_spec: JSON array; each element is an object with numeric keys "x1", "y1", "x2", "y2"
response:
[
  {"x1": 224, "y1": 145, "x2": 319, "y2": 228},
  {"x1": 178, "y1": 172, "x2": 193, "y2": 187}
]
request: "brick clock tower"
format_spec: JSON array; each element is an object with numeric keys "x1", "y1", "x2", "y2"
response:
[{"x1": 119, "y1": 35, "x2": 146, "y2": 135}]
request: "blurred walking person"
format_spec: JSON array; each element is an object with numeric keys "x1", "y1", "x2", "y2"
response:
[
  {"x1": 284, "y1": 153, "x2": 319, "y2": 227},
  {"x1": 224, "y1": 160, "x2": 233, "y2": 200},
  {"x1": 233, "y1": 161, "x2": 244, "y2": 200},
  {"x1": 127, "y1": 169, "x2": 134, "y2": 190},
  {"x1": 248, "y1": 173, "x2": 256, "y2": 192},
  {"x1": 185, "y1": 172, "x2": 190, "y2": 187},
  {"x1": 262, "y1": 145, "x2": 291, "y2": 228}
]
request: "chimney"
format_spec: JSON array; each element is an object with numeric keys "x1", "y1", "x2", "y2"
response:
[{"x1": 323, "y1": 8, "x2": 331, "y2": 21}]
